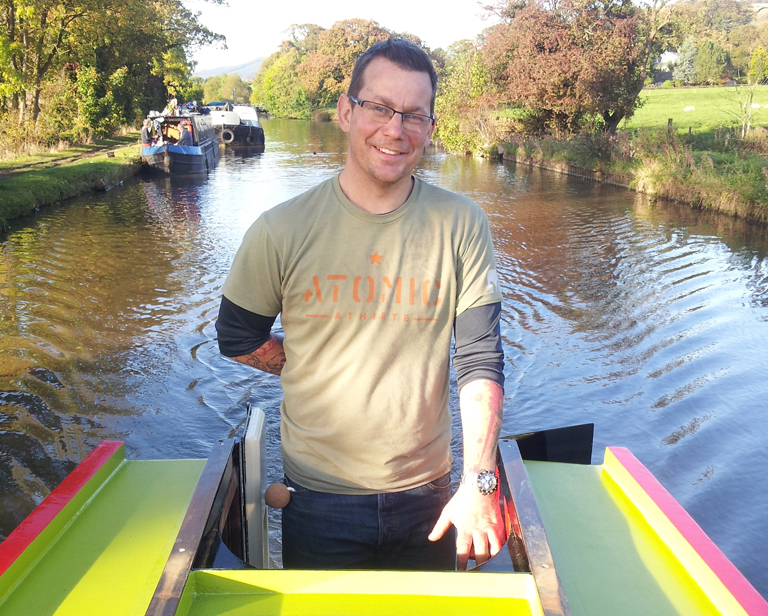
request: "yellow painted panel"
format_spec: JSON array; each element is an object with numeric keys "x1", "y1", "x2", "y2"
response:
[
  {"x1": 602, "y1": 450, "x2": 749, "y2": 616},
  {"x1": 180, "y1": 570, "x2": 544, "y2": 616}
]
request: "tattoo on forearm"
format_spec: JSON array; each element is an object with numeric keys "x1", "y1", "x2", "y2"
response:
[{"x1": 234, "y1": 337, "x2": 285, "y2": 375}]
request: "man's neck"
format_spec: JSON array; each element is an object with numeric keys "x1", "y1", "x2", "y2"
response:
[{"x1": 338, "y1": 167, "x2": 414, "y2": 215}]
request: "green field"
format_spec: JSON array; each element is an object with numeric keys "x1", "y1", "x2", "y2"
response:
[{"x1": 624, "y1": 85, "x2": 768, "y2": 131}]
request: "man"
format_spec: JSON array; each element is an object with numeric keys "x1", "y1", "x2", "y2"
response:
[
  {"x1": 141, "y1": 119, "x2": 153, "y2": 146},
  {"x1": 216, "y1": 38, "x2": 506, "y2": 571},
  {"x1": 177, "y1": 121, "x2": 193, "y2": 146}
]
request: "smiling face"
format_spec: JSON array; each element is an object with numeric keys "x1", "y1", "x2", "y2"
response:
[{"x1": 338, "y1": 57, "x2": 435, "y2": 203}]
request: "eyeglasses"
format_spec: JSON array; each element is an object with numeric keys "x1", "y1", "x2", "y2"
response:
[{"x1": 347, "y1": 95, "x2": 435, "y2": 134}]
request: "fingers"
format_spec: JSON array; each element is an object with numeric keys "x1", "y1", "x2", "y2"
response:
[
  {"x1": 473, "y1": 532, "x2": 491, "y2": 565},
  {"x1": 456, "y1": 534, "x2": 472, "y2": 571},
  {"x1": 428, "y1": 512, "x2": 452, "y2": 542},
  {"x1": 457, "y1": 531, "x2": 503, "y2": 570},
  {"x1": 489, "y1": 529, "x2": 505, "y2": 558}
]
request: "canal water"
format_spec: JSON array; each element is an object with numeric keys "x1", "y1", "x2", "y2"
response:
[{"x1": 1, "y1": 119, "x2": 767, "y2": 593}]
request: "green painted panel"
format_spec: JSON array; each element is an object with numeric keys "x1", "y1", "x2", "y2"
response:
[
  {"x1": 0, "y1": 459, "x2": 205, "y2": 616},
  {"x1": 0, "y1": 445, "x2": 125, "y2": 598},
  {"x1": 525, "y1": 461, "x2": 720, "y2": 616}
]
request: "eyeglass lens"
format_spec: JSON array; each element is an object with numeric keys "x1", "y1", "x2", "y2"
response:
[{"x1": 360, "y1": 101, "x2": 431, "y2": 133}]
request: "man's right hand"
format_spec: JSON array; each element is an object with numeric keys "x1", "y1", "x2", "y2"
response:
[{"x1": 428, "y1": 482, "x2": 506, "y2": 571}]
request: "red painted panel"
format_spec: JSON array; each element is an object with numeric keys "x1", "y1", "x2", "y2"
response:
[
  {"x1": 608, "y1": 446, "x2": 768, "y2": 616},
  {"x1": 0, "y1": 441, "x2": 124, "y2": 577}
]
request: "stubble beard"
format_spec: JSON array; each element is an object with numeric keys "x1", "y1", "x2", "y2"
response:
[{"x1": 360, "y1": 143, "x2": 420, "y2": 191}]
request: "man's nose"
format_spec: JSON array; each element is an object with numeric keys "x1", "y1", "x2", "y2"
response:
[{"x1": 382, "y1": 112, "x2": 407, "y2": 137}]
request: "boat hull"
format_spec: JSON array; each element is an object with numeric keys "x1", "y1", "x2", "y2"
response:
[
  {"x1": 216, "y1": 124, "x2": 265, "y2": 147},
  {"x1": 142, "y1": 142, "x2": 219, "y2": 175}
]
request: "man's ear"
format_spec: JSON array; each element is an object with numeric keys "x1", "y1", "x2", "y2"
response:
[{"x1": 337, "y1": 94, "x2": 352, "y2": 134}]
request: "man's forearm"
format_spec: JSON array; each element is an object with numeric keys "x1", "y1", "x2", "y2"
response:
[
  {"x1": 429, "y1": 378, "x2": 506, "y2": 570},
  {"x1": 233, "y1": 334, "x2": 285, "y2": 375},
  {"x1": 460, "y1": 379, "x2": 504, "y2": 473}
]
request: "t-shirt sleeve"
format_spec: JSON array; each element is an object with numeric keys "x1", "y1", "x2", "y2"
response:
[
  {"x1": 221, "y1": 215, "x2": 283, "y2": 317},
  {"x1": 455, "y1": 208, "x2": 502, "y2": 316}
]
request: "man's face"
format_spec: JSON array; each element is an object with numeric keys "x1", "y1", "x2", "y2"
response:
[{"x1": 338, "y1": 57, "x2": 435, "y2": 190}]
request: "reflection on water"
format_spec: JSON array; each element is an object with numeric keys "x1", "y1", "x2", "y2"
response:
[{"x1": 1, "y1": 119, "x2": 768, "y2": 591}]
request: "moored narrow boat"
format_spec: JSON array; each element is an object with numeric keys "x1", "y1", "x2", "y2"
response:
[
  {"x1": 206, "y1": 102, "x2": 266, "y2": 147},
  {"x1": 141, "y1": 114, "x2": 219, "y2": 174}
]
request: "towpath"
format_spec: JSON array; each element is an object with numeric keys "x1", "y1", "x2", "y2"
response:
[{"x1": 0, "y1": 133, "x2": 140, "y2": 179}]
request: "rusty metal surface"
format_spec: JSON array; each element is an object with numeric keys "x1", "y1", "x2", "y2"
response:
[
  {"x1": 144, "y1": 439, "x2": 235, "y2": 616},
  {"x1": 478, "y1": 438, "x2": 572, "y2": 616}
]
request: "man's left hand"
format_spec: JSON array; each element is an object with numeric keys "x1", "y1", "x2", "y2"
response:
[{"x1": 428, "y1": 483, "x2": 506, "y2": 571}]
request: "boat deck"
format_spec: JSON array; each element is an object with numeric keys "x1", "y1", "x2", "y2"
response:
[
  {"x1": 0, "y1": 441, "x2": 765, "y2": 616},
  {"x1": 0, "y1": 444, "x2": 204, "y2": 616},
  {"x1": 528, "y1": 459, "x2": 727, "y2": 616}
]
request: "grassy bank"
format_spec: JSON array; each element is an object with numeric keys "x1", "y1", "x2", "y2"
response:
[
  {"x1": 626, "y1": 85, "x2": 768, "y2": 131},
  {"x1": 499, "y1": 128, "x2": 768, "y2": 222},
  {"x1": 0, "y1": 134, "x2": 143, "y2": 228}
]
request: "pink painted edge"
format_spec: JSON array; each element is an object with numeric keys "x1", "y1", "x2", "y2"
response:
[
  {"x1": 608, "y1": 446, "x2": 768, "y2": 615},
  {"x1": 0, "y1": 441, "x2": 124, "y2": 577}
]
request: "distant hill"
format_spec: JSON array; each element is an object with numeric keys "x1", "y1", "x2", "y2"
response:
[
  {"x1": 193, "y1": 58, "x2": 264, "y2": 80},
  {"x1": 754, "y1": 3, "x2": 768, "y2": 23}
]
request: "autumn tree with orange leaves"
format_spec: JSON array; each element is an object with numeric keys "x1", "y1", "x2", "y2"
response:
[{"x1": 481, "y1": 0, "x2": 682, "y2": 134}]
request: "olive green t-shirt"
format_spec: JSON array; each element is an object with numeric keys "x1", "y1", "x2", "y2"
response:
[{"x1": 223, "y1": 175, "x2": 501, "y2": 493}]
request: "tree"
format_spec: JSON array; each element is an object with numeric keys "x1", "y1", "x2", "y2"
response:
[
  {"x1": 254, "y1": 47, "x2": 311, "y2": 118},
  {"x1": 694, "y1": 38, "x2": 727, "y2": 84},
  {"x1": 1, "y1": 0, "x2": 223, "y2": 134},
  {"x1": 697, "y1": 0, "x2": 752, "y2": 35},
  {"x1": 297, "y1": 19, "x2": 394, "y2": 108},
  {"x1": 727, "y1": 24, "x2": 764, "y2": 77},
  {"x1": 726, "y1": 82, "x2": 762, "y2": 137},
  {"x1": 748, "y1": 46, "x2": 768, "y2": 85},
  {"x1": 251, "y1": 20, "x2": 435, "y2": 117},
  {"x1": 483, "y1": 0, "x2": 666, "y2": 134},
  {"x1": 673, "y1": 36, "x2": 698, "y2": 84},
  {"x1": 285, "y1": 23, "x2": 324, "y2": 56},
  {"x1": 674, "y1": 0, "x2": 758, "y2": 77},
  {"x1": 434, "y1": 40, "x2": 499, "y2": 153},
  {"x1": 0, "y1": 0, "x2": 102, "y2": 123},
  {"x1": 203, "y1": 73, "x2": 251, "y2": 103}
]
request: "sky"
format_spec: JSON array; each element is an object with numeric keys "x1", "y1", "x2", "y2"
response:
[{"x1": 183, "y1": 0, "x2": 495, "y2": 73}]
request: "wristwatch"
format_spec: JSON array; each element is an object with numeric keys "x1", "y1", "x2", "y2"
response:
[{"x1": 461, "y1": 469, "x2": 498, "y2": 495}]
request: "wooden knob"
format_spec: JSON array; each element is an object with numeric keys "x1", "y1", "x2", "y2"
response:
[{"x1": 265, "y1": 483, "x2": 292, "y2": 509}]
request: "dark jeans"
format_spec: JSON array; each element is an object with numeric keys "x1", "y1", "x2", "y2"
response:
[{"x1": 282, "y1": 474, "x2": 456, "y2": 571}]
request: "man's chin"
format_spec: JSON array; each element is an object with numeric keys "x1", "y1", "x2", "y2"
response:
[{"x1": 367, "y1": 166, "x2": 413, "y2": 187}]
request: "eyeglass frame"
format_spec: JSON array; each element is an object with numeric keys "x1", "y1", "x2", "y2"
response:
[{"x1": 346, "y1": 95, "x2": 435, "y2": 132}]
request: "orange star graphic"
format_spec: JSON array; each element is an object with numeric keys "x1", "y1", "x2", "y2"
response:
[{"x1": 369, "y1": 251, "x2": 383, "y2": 265}]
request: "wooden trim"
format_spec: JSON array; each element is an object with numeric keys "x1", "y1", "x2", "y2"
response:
[
  {"x1": 144, "y1": 439, "x2": 235, "y2": 616},
  {"x1": 496, "y1": 438, "x2": 572, "y2": 616}
]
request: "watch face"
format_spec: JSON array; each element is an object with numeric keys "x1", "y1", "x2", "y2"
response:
[{"x1": 477, "y1": 470, "x2": 498, "y2": 495}]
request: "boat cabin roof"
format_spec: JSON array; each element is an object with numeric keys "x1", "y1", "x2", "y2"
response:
[{"x1": 0, "y1": 439, "x2": 765, "y2": 616}]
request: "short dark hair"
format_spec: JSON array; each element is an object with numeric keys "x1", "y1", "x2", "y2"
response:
[{"x1": 348, "y1": 38, "x2": 438, "y2": 114}]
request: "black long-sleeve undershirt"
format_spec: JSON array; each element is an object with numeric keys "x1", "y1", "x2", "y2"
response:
[{"x1": 215, "y1": 295, "x2": 504, "y2": 390}]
